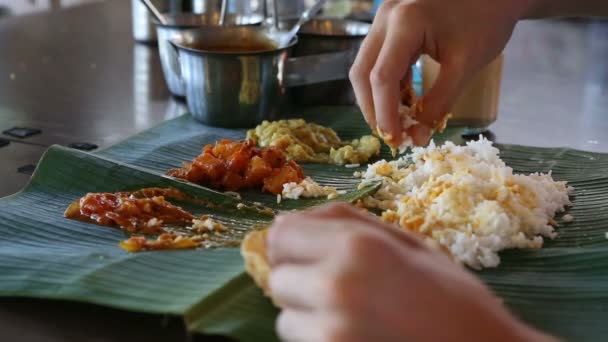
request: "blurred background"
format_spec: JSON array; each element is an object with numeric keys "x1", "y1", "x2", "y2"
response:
[
  {"x1": 0, "y1": 0, "x2": 101, "y2": 16},
  {"x1": 0, "y1": 0, "x2": 606, "y2": 196},
  {"x1": 0, "y1": 1, "x2": 606, "y2": 341},
  {"x1": 0, "y1": 0, "x2": 373, "y2": 19}
]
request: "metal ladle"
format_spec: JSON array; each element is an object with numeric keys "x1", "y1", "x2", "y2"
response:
[
  {"x1": 278, "y1": 0, "x2": 327, "y2": 47},
  {"x1": 139, "y1": 0, "x2": 168, "y2": 25},
  {"x1": 219, "y1": 0, "x2": 228, "y2": 25}
]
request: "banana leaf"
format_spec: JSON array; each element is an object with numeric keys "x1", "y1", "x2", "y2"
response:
[
  {"x1": 98, "y1": 107, "x2": 464, "y2": 206},
  {"x1": 0, "y1": 131, "x2": 378, "y2": 341},
  {"x1": 1, "y1": 107, "x2": 607, "y2": 341}
]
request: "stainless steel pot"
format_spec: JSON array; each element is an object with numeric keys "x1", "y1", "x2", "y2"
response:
[
  {"x1": 292, "y1": 18, "x2": 370, "y2": 105},
  {"x1": 192, "y1": 0, "x2": 263, "y2": 16},
  {"x1": 261, "y1": 17, "x2": 370, "y2": 105},
  {"x1": 156, "y1": 12, "x2": 263, "y2": 97},
  {"x1": 170, "y1": 26, "x2": 355, "y2": 127}
]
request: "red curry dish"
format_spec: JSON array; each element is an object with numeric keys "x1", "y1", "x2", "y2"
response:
[
  {"x1": 64, "y1": 188, "x2": 231, "y2": 252},
  {"x1": 166, "y1": 139, "x2": 305, "y2": 194},
  {"x1": 64, "y1": 188, "x2": 193, "y2": 234}
]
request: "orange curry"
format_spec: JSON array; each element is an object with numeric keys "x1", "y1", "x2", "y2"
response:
[
  {"x1": 64, "y1": 188, "x2": 222, "y2": 252},
  {"x1": 64, "y1": 188, "x2": 193, "y2": 234},
  {"x1": 167, "y1": 139, "x2": 305, "y2": 194}
]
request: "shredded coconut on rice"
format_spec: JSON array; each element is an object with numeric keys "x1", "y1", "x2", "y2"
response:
[
  {"x1": 282, "y1": 177, "x2": 340, "y2": 200},
  {"x1": 357, "y1": 137, "x2": 573, "y2": 269}
]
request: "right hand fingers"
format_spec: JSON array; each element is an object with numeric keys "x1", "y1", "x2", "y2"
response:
[
  {"x1": 349, "y1": 0, "x2": 400, "y2": 129},
  {"x1": 413, "y1": 59, "x2": 468, "y2": 142},
  {"x1": 351, "y1": 1, "x2": 470, "y2": 147},
  {"x1": 370, "y1": 4, "x2": 424, "y2": 146}
]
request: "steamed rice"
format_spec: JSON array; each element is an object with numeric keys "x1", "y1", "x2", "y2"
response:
[
  {"x1": 377, "y1": 104, "x2": 452, "y2": 155},
  {"x1": 282, "y1": 177, "x2": 339, "y2": 200},
  {"x1": 358, "y1": 137, "x2": 573, "y2": 269}
]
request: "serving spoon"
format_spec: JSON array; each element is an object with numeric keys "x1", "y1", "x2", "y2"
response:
[
  {"x1": 277, "y1": 0, "x2": 327, "y2": 47},
  {"x1": 139, "y1": 0, "x2": 168, "y2": 25},
  {"x1": 218, "y1": 0, "x2": 228, "y2": 26}
]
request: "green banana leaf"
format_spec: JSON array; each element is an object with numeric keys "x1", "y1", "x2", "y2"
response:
[
  {"x1": 1, "y1": 106, "x2": 607, "y2": 341},
  {"x1": 98, "y1": 107, "x2": 464, "y2": 206}
]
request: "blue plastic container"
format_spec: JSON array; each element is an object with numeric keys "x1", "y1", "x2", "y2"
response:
[{"x1": 373, "y1": 0, "x2": 383, "y2": 14}]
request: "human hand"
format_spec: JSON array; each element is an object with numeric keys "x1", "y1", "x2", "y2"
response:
[
  {"x1": 349, "y1": 0, "x2": 529, "y2": 146},
  {"x1": 267, "y1": 203, "x2": 555, "y2": 342}
]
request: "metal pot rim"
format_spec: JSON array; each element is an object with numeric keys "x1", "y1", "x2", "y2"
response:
[
  {"x1": 154, "y1": 13, "x2": 264, "y2": 29},
  {"x1": 264, "y1": 17, "x2": 371, "y2": 38},
  {"x1": 299, "y1": 18, "x2": 370, "y2": 38},
  {"x1": 171, "y1": 37, "x2": 298, "y2": 57},
  {"x1": 298, "y1": 32, "x2": 367, "y2": 39}
]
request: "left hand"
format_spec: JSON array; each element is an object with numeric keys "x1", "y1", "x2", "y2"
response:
[{"x1": 266, "y1": 203, "x2": 554, "y2": 342}]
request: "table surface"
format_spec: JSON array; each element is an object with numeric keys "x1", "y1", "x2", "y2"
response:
[{"x1": 0, "y1": 1, "x2": 607, "y2": 341}]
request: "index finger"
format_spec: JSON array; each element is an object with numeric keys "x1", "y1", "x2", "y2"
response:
[
  {"x1": 304, "y1": 203, "x2": 426, "y2": 249},
  {"x1": 371, "y1": 5, "x2": 424, "y2": 146},
  {"x1": 349, "y1": 0, "x2": 399, "y2": 129},
  {"x1": 268, "y1": 203, "x2": 425, "y2": 264},
  {"x1": 266, "y1": 215, "x2": 357, "y2": 266}
]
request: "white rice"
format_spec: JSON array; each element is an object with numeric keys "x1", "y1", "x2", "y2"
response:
[
  {"x1": 192, "y1": 216, "x2": 227, "y2": 233},
  {"x1": 377, "y1": 105, "x2": 419, "y2": 154},
  {"x1": 562, "y1": 214, "x2": 574, "y2": 222},
  {"x1": 282, "y1": 177, "x2": 339, "y2": 200},
  {"x1": 224, "y1": 191, "x2": 242, "y2": 200},
  {"x1": 357, "y1": 137, "x2": 573, "y2": 269}
]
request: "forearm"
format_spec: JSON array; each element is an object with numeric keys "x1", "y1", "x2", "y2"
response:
[{"x1": 523, "y1": 0, "x2": 608, "y2": 19}]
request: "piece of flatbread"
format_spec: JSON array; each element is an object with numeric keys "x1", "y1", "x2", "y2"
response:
[{"x1": 241, "y1": 228, "x2": 272, "y2": 296}]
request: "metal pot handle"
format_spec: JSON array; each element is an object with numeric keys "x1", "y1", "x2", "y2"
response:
[{"x1": 283, "y1": 50, "x2": 356, "y2": 87}]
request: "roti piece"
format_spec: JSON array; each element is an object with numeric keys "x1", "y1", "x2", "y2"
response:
[{"x1": 241, "y1": 228, "x2": 272, "y2": 296}]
